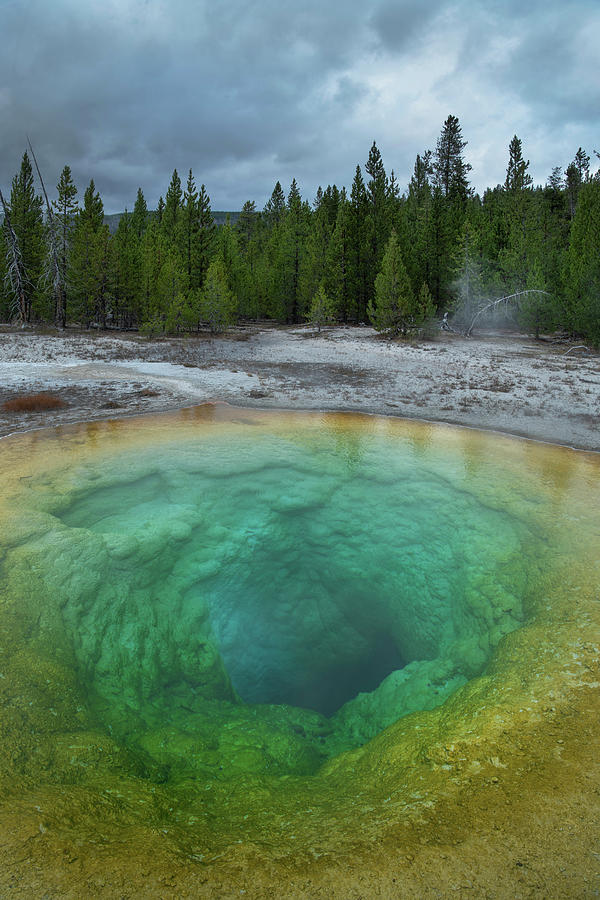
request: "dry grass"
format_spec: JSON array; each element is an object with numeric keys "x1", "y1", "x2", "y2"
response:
[
  {"x1": 480, "y1": 377, "x2": 514, "y2": 393},
  {"x1": 248, "y1": 389, "x2": 270, "y2": 398},
  {"x1": 2, "y1": 393, "x2": 67, "y2": 413}
]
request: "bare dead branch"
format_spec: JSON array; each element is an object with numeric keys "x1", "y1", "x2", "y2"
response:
[
  {"x1": 562, "y1": 345, "x2": 590, "y2": 355},
  {"x1": 0, "y1": 187, "x2": 28, "y2": 324},
  {"x1": 464, "y1": 290, "x2": 551, "y2": 337},
  {"x1": 441, "y1": 311, "x2": 459, "y2": 333},
  {"x1": 27, "y1": 137, "x2": 66, "y2": 327}
]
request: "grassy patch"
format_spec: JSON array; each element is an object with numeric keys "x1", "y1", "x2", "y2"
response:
[{"x1": 2, "y1": 393, "x2": 66, "y2": 413}]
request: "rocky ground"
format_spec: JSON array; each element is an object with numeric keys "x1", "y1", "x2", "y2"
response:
[{"x1": 0, "y1": 323, "x2": 599, "y2": 450}]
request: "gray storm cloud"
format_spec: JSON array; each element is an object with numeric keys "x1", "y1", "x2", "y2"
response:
[{"x1": 1, "y1": 0, "x2": 598, "y2": 211}]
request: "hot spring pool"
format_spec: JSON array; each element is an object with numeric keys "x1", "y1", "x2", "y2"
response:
[{"x1": 0, "y1": 405, "x2": 598, "y2": 894}]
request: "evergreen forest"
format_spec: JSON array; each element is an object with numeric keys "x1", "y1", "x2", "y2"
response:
[{"x1": 1, "y1": 116, "x2": 599, "y2": 344}]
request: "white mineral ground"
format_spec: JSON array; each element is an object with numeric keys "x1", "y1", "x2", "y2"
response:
[{"x1": 0, "y1": 324, "x2": 599, "y2": 449}]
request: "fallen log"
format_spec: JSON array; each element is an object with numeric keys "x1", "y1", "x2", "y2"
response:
[{"x1": 464, "y1": 290, "x2": 551, "y2": 337}]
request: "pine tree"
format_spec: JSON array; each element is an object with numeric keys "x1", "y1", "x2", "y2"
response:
[
  {"x1": 505, "y1": 136, "x2": 533, "y2": 192},
  {"x1": 406, "y1": 152, "x2": 434, "y2": 295},
  {"x1": 94, "y1": 222, "x2": 113, "y2": 329},
  {"x1": 409, "y1": 151, "x2": 433, "y2": 200},
  {"x1": 263, "y1": 181, "x2": 286, "y2": 228},
  {"x1": 200, "y1": 256, "x2": 237, "y2": 332},
  {"x1": 131, "y1": 188, "x2": 148, "y2": 238},
  {"x1": 181, "y1": 168, "x2": 199, "y2": 290},
  {"x1": 218, "y1": 216, "x2": 243, "y2": 313},
  {"x1": 163, "y1": 169, "x2": 182, "y2": 235},
  {"x1": 416, "y1": 281, "x2": 437, "y2": 337},
  {"x1": 324, "y1": 195, "x2": 352, "y2": 321},
  {"x1": 8, "y1": 152, "x2": 45, "y2": 322},
  {"x1": 52, "y1": 165, "x2": 78, "y2": 326},
  {"x1": 500, "y1": 137, "x2": 536, "y2": 293},
  {"x1": 565, "y1": 148, "x2": 591, "y2": 219},
  {"x1": 365, "y1": 141, "x2": 389, "y2": 275},
  {"x1": 307, "y1": 284, "x2": 335, "y2": 332},
  {"x1": 451, "y1": 217, "x2": 487, "y2": 326},
  {"x1": 573, "y1": 147, "x2": 591, "y2": 182},
  {"x1": 535, "y1": 176, "x2": 569, "y2": 311},
  {"x1": 417, "y1": 282, "x2": 436, "y2": 321},
  {"x1": 430, "y1": 117, "x2": 472, "y2": 304},
  {"x1": 426, "y1": 186, "x2": 452, "y2": 305},
  {"x1": 157, "y1": 250, "x2": 188, "y2": 333},
  {"x1": 567, "y1": 180, "x2": 600, "y2": 343},
  {"x1": 69, "y1": 180, "x2": 108, "y2": 325},
  {"x1": 387, "y1": 169, "x2": 400, "y2": 203},
  {"x1": 367, "y1": 230, "x2": 416, "y2": 334},
  {"x1": 140, "y1": 218, "x2": 168, "y2": 326},
  {"x1": 275, "y1": 179, "x2": 309, "y2": 322},
  {"x1": 321, "y1": 185, "x2": 341, "y2": 228},
  {"x1": 386, "y1": 169, "x2": 404, "y2": 239},
  {"x1": 433, "y1": 115, "x2": 471, "y2": 202},
  {"x1": 260, "y1": 223, "x2": 284, "y2": 320},
  {"x1": 79, "y1": 179, "x2": 104, "y2": 230},
  {"x1": 299, "y1": 197, "x2": 331, "y2": 316},
  {"x1": 235, "y1": 201, "x2": 263, "y2": 317},
  {"x1": 547, "y1": 167, "x2": 563, "y2": 193},
  {"x1": 478, "y1": 186, "x2": 509, "y2": 293},
  {"x1": 112, "y1": 209, "x2": 142, "y2": 327},
  {"x1": 236, "y1": 200, "x2": 258, "y2": 251},
  {"x1": 516, "y1": 257, "x2": 557, "y2": 338},
  {"x1": 349, "y1": 165, "x2": 370, "y2": 321},
  {"x1": 195, "y1": 183, "x2": 216, "y2": 288}
]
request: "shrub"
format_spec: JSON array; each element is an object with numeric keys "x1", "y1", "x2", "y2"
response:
[
  {"x1": 2, "y1": 393, "x2": 67, "y2": 412},
  {"x1": 307, "y1": 285, "x2": 336, "y2": 333},
  {"x1": 139, "y1": 317, "x2": 165, "y2": 338}
]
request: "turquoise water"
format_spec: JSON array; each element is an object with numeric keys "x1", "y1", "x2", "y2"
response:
[
  {"x1": 4, "y1": 414, "x2": 549, "y2": 778},
  {"x1": 2, "y1": 408, "x2": 600, "y2": 894}
]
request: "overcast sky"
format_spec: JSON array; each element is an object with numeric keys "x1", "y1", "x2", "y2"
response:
[{"x1": 1, "y1": 0, "x2": 599, "y2": 213}]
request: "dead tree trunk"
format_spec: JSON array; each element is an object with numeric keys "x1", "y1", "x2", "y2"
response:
[
  {"x1": 464, "y1": 290, "x2": 550, "y2": 337},
  {"x1": 0, "y1": 187, "x2": 29, "y2": 324},
  {"x1": 27, "y1": 138, "x2": 66, "y2": 328}
]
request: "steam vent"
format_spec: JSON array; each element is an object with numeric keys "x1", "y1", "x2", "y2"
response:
[{"x1": 1, "y1": 405, "x2": 599, "y2": 897}]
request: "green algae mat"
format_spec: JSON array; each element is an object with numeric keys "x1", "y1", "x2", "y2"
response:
[{"x1": 0, "y1": 405, "x2": 599, "y2": 897}]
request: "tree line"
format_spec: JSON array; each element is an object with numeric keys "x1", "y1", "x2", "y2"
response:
[{"x1": 1, "y1": 115, "x2": 599, "y2": 343}]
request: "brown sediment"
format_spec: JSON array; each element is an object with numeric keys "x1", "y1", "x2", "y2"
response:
[
  {"x1": 1, "y1": 391, "x2": 66, "y2": 412},
  {"x1": 0, "y1": 407, "x2": 599, "y2": 898}
]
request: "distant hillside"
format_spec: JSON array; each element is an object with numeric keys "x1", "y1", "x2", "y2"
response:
[{"x1": 104, "y1": 210, "x2": 240, "y2": 234}]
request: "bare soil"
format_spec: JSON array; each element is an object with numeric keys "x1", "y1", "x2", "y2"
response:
[{"x1": 0, "y1": 324, "x2": 599, "y2": 451}]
